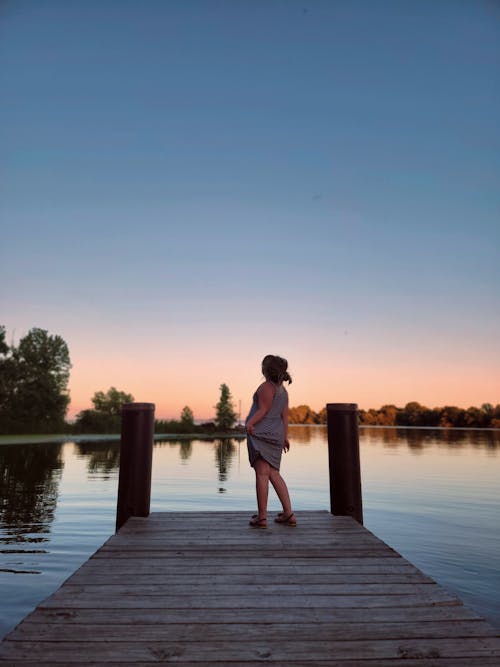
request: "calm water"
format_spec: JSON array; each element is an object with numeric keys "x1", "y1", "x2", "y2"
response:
[{"x1": 0, "y1": 426, "x2": 499, "y2": 638}]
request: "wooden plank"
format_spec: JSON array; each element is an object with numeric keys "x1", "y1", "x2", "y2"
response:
[
  {"x1": 93, "y1": 548, "x2": 400, "y2": 557},
  {"x1": 119, "y1": 520, "x2": 365, "y2": 529},
  {"x1": 11, "y1": 620, "x2": 498, "y2": 642},
  {"x1": 98, "y1": 536, "x2": 395, "y2": 548},
  {"x1": 4, "y1": 659, "x2": 500, "y2": 667},
  {"x1": 40, "y1": 592, "x2": 461, "y2": 608},
  {"x1": 28, "y1": 604, "x2": 483, "y2": 625},
  {"x1": 53, "y1": 582, "x2": 445, "y2": 596},
  {"x1": 106, "y1": 538, "x2": 386, "y2": 548},
  {"x1": 1, "y1": 637, "x2": 500, "y2": 661},
  {"x1": 116, "y1": 517, "x2": 367, "y2": 526},
  {"x1": 78, "y1": 558, "x2": 418, "y2": 572},
  {"x1": 96, "y1": 532, "x2": 395, "y2": 543},
  {"x1": 68, "y1": 572, "x2": 434, "y2": 585},
  {"x1": 88, "y1": 550, "x2": 408, "y2": 569},
  {"x1": 106, "y1": 540, "x2": 387, "y2": 549},
  {"x1": 119, "y1": 521, "x2": 366, "y2": 529}
]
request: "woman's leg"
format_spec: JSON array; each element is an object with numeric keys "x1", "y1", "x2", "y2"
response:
[
  {"x1": 254, "y1": 457, "x2": 271, "y2": 519},
  {"x1": 269, "y1": 467, "x2": 293, "y2": 517}
]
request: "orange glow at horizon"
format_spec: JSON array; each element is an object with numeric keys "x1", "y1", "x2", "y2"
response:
[{"x1": 67, "y1": 351, "x2": 500, "y2": 420}]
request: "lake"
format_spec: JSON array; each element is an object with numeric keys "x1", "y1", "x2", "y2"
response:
[{"x1": 0, "y1": 425, "x2": 499, "y2": 639}]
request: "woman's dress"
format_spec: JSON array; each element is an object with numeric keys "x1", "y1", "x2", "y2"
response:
[{"x1": 246, "y1": 382, "x2": 288, "y2": 470}]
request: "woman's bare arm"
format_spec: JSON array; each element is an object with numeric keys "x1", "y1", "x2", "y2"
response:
[{"x1": 282, "y1": 399, "x2": 290, "y2": 452}]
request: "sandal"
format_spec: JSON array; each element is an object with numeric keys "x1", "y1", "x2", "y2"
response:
[
  {"x1": 249, "y1": 516, "x2": 267, "y2": 529},
  {"x1": 274, "y1": 512, "x2": 297, "y2": 526}
]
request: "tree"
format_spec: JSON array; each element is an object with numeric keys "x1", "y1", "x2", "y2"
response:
[
  {"x1": 215, "y1": 384, "x2": 237, "y2": 431},
  {"x1": 0, "y1": 326, "x2": 8, "y2": 355},
  {"x1": 180, "y1": 406, "x2": 194, "y2": 427},
  {"x1": 0, "y1": 326, "x2": 71, "y2": 433},
  {"x1": 464, "y1": 406, "x2": 486, "y2": 428},
  {"x1": 74, "y1": 387, "x2": 134, "y2": 433},
  {"x1": 378, "y1": 405, "x2": 398, "y2": 425},
  {"x1": 288, "y1": 405, "x2": 318, "y2": 424},
  {"x1": 398, "y1": 402, "x2": 425, "y2": 426},
  {"x1": 439, "y1": 405, "x2": 466, "y2": 428},
  {"x1": 359, "y1": 405, "x2": 398, "y2": 426},
  {"x1": 91, "y1": 387, "x2": 134, "y2": 416},
  {"x1": 491, "y1": 405, "x2": 500, "y2": 430},
  {"x1": 0, "y1": 327, "x2": 17, "y2": 431},
  {"x1": 73, "y1": 409, "x2": 120, "y2": 434}
]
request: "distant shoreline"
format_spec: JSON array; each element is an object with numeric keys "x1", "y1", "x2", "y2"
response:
[
  {"x1": 0, "y1": 424, "x2": 498, "y2": 446},
  {"x1": 0, "y1": 431, "x2": 247, "y2": 446}
]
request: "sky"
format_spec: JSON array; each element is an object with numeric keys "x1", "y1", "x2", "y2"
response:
[{"x1": 1, "y1": 0, "x2": 499, "y2": 420}]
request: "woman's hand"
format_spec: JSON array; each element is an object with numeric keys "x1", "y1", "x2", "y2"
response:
[
  {"x1": 283, "y1": 438, "x2": 290, "y2": 453},
  {"x1": 246, "y1": 423, "x2": 255, "y2": 435}
]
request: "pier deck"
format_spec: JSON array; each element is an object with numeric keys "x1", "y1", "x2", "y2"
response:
[{"x1": 0, "y1": 511, "x2": 499, "y2": 665}]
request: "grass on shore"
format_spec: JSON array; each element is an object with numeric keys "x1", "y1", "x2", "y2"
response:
[{"x1": 0, "y1": 431, "x2": 247, "y2": 446}]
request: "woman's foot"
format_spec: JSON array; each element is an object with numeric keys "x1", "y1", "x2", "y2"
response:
[
  {"x1": 274, "y1": 512, "x2": 297, "y2": 526},
  {"x1": 249, "y1": 516, "x2": 267, "y2": 528}
]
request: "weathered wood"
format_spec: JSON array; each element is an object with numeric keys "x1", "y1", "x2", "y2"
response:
[
  {"x1": 4, "y1": 659, "x2": 500, "y2": 667},
  {"x1": 115, "y1": 403, "x2": 155, "y2": 531},
  {"x1": 94, "y1": 546, "x2": 399, "y2": 556},
  {"x1": 80, "y1": 557, "x2": 417, "y2": 571},
  {"x1": 29, "y1": 604, "x2": 483, "y2": 625},
  {"x1": 1, "y1": 637, "x2": 500, "y2": 661},
  {"x1": 40, "y1": 593, "x2": 461, "y2": 609},
  {"x1": 1, "y1": 511, "x2": 498, "y2": 666},
  {"x1": 327, "y1": 403, "x2": 363, "y2": 523},
  {"x1": 49, "y1": 582, "x2": 448, "y2": 596},
  {"x1": 12, "y1": 620, "x2": 496, "y2": 642},
  {"x1": 68, "y1": 571, "x2": 434, "y2": 585}
]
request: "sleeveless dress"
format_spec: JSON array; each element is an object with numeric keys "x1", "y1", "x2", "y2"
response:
[{"x1": 246, "y1": 382, "x2": 288, "y2": 470}]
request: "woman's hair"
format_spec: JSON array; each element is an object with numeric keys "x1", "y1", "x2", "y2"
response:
[{"x1": 262, "y1": 354, "x2": 292, "y2": 384}]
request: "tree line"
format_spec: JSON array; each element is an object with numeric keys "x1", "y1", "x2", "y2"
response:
[
  {"x1": 1, "y1": 325, "x2": 498, "y2": 433},
  {"x1": 76, "y1": 385, "x2": 238, "y2": 435},
  {"x1": 289, "y1": 402, "x2": 500, "y2": 429}
]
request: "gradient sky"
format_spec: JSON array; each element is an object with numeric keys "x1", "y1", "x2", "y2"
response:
[{"x1": 1, "y1": 1, "x2": 499, "y2": 419}]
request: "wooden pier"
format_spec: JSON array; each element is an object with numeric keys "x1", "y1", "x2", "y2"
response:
[{"x1": 1, "y1": 511, "x2": 499, "y2": 665}]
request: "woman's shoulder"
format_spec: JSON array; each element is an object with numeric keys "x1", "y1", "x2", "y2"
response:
[{"x1": 257, "y1": 380, "x2": 276, "y2": 395}]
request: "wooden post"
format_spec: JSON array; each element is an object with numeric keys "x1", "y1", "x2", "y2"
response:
[
  {"x1": 116, "y1": 402, "x2": 155, "y2": 532},
  {"x1": 326, "y1": 403, "x2": 363, "y2": 524}
]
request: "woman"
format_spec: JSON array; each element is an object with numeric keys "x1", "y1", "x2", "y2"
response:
[{"x1": 245, "y1": 354, "x2": 296, "y2": 528}]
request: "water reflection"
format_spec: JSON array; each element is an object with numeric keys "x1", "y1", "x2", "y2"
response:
[
  {"x1": 179, "y1": 439, "x2": 193, "y2": 461},
  {"x1": 0, "y1": 443, "x2": 63, "y2": 561},
  {"x1": 214, "y1": 439, "x2": 236, "y2": 492},
  {"x1": 359, "y1": 426, "x2": 500, "y2": 452},
  {"x1": 154, "y1": 437, "x2": 243, "y2": 468},
  {"x1": 287, "y1": 424, "x2": 499, "y2": 452},
  {"x1": 289, "y1": 425, "x2": 323, "y2": 444},
  {"x1": 74, "y1": 441, "x2": 120, "y2": 476},
  {"x1": 154, "y1": 438, "x2": 195, "y2": 463}
]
